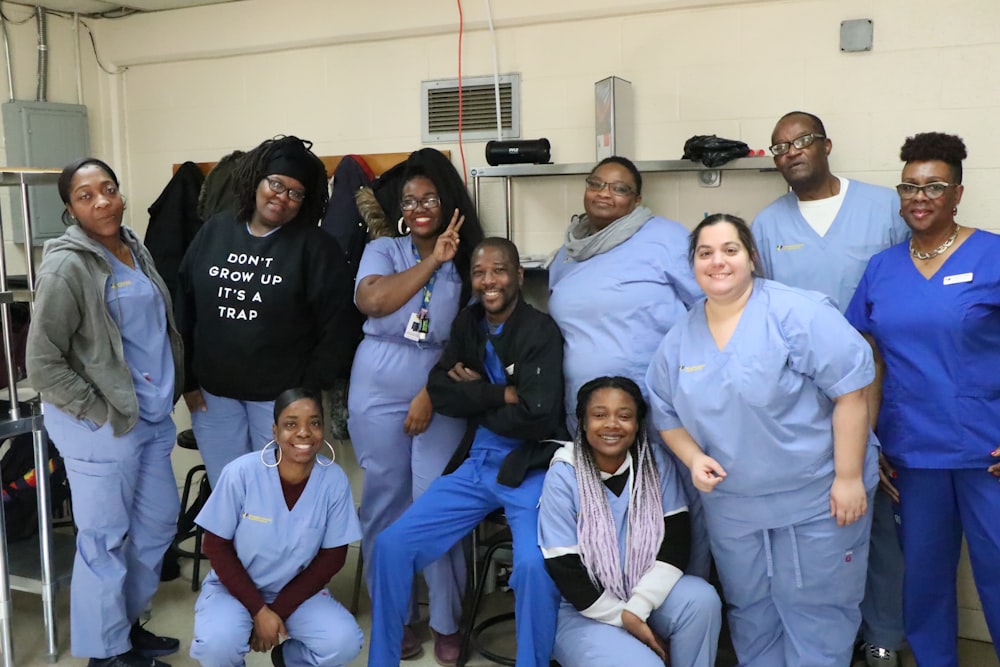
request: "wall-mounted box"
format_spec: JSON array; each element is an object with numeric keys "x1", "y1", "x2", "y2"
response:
[
  {"x1": 2, "y1": 101, "x2": 90, "y2": 245},
  {"x1": 595, "y1": 76, "x2": 633, "y2": 161}
]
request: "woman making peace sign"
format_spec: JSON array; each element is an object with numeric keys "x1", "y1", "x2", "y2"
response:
[{"x1": 348, "y1": 149, "x2": 484, "y2": 664}]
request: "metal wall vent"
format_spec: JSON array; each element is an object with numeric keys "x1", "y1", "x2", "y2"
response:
[{"x1": 421, "y1": 73, "x2": 520, "y2": 143}]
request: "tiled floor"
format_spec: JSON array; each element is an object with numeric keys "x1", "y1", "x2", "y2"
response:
[{"x1": 6, "y1": 439, "x2": 998, "y2": 667}]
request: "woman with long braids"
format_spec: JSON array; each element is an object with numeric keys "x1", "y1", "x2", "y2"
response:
[
  {"x1": 348, "y1": 148, "x2": 483, "y2": 664},
  {"x1": 176, "y1": 135, "x2": 355, "y2": 486},
  {"x1": 538, "y1": 376, "x2": 721, "y2": 667}
]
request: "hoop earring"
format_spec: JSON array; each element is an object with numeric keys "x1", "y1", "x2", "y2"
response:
[
  {"x1": 260, "y1": 440, "x2": 281, "y2": 468},
  {"x1": 397, "y1": 216, "x2": 409, "y2": 236},
  {"x1": 316, "y1": 440, "x2": 336, "y2": 467}
]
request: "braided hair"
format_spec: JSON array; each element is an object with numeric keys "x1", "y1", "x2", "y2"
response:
[
  {"x1": 573, "y1": 376, "x2": 664, "y2": 600},
  {"x1": 232, "y1": 135, "x2": 329, "y2": 228}
]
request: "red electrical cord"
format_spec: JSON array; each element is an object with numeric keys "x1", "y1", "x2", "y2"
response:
[{"x1": 456, "y1": 0, "x2": 468, "y2": 185}]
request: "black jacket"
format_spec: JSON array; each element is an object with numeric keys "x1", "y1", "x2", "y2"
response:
[
  {"x1": 144, "y1": 161, "x2": 205, "y2": 302},
  {"x1": 429, "y1": 297, "x2": 568, "y2": 486}
]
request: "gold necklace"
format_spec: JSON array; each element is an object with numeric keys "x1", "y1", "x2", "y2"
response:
[{"x1": 910, "y1": 224, "x2": 959, "y2": 260}]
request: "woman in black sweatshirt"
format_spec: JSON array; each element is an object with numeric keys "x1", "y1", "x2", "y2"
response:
[{"x1": 176, "y1": 135, "x2": 355, "y2": 487}]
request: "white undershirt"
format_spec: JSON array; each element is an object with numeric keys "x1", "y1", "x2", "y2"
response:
[{"x1": 796, "y1": 176, "x2": 849, "y2": 237}]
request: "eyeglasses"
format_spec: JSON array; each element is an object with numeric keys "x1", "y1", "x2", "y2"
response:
[
  {"x1": 585, "y1": 177, "x2": 636, "y2": 197},
  {"x1": 265, "y1": 177, "x2": 306, "y2": 203},
  {"x1": 400, "y1": 196, "x2": 441, "y2": 211},
  {"x1": 896, "y1": 182, "x2": 955, "y2": 200},
  {"x1": 769, "y1": 133, "x2": 825, "y2": 156}
]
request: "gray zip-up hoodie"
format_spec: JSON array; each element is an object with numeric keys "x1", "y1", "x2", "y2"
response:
[{"x1": 26, "y1": 224, "x2": 183, "y2": 436}]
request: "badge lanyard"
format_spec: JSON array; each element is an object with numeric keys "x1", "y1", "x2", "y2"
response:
[{"x1": 404, "y1": 242, "x2": 437, "y2": 341}]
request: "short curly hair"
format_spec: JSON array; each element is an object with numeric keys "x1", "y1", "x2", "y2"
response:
[{"x1": 899, "y1": 132, "x2": 967, "y2": 183}]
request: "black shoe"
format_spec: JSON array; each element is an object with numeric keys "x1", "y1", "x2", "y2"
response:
[
  {"x1": 130, "y1": 622, "x2": 180, "y2": 658},
  {"x1": 87, "y1": 651, "x2": 170, "y2": 667},
  {"x1": 159, "y1": 548, "x2": 180, "y2": 582},
  {"x1": 270, "y1": 642, "x2": 286, "y2": 667}
]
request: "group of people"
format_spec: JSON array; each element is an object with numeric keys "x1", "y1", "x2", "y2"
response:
[{"x1": 22, "y1": 110, "x2": 999, "y2": 667}]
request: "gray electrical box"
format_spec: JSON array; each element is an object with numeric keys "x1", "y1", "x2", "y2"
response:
[{"x1": 2, "y1": 101, "x2": 90, "y2": 244}]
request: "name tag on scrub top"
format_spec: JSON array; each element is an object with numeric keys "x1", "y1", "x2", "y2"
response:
[{"x1": 943, "y1": 272, "x2": 973, "y2": 285}]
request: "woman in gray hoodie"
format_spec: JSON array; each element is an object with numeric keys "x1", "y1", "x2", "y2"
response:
[{"x1": 26, "y1": 158, "x2": 183, "y2": 667}]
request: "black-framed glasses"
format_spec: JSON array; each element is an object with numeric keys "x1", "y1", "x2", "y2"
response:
[
  {"x1": 265, "y1": 177, "x2": 306, "y2": 203},
  {"x1": 585, "y1": 177, "x2": 635, "y2": 197},
  {"x1": 896, "y1": 182, "x2": 955, "y2": 200},
  {"x1": 400, "y1": 196, "x2": 441, "y2": 211},
  {"x1": 769, "y1": 133, "x2": 825, "y2": 156}
]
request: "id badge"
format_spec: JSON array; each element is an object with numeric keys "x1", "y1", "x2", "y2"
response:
[{"x1": 404, "y1": 311, "x2": 429, "y2": 342}]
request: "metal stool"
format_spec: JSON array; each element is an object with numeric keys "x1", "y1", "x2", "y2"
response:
[
  {"x1": 174, "y1": 428, "x2": 211, "y2": 592},
  {"x1": 457, "y1": 512, "x2": 515, "y2": 667}
]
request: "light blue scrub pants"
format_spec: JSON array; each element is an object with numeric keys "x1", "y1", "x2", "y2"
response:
[
  {"x1": 368, "y1": 448, "x2": 560, "y2": 667},
  {"x1": 348, "y1": 404, "x2": 466, "y2": 634},
  {"x1": 45, "y1": 406, "x2": 179, "y2": 659},
  {"x1": 895, "y1": 467, "x2": 1000, "y2": 667},
  {"x1": 709, "y1": 497, "x2": 874, "y2": 667},
  {"x1": 859, "y1": 487, "x2": 906, "y2": 649},
  {"x1": 191, "y1": 388, "x2": 274, "y2": 488},
  {"x1": 552, "y1": 575, "x2": 721, "y2": 667},
  {"x1": 191, "y1": 585, "x2": 363, "y2": 667},
  {"x1": 667, "y1": 451, "x2": 712, "y2": 579}
]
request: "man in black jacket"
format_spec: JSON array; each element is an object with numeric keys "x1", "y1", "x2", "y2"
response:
[{"x1": 368, "y1": 238, "x2": 565, "y2": 667}]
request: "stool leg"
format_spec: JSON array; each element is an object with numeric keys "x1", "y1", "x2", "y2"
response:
[
  {"x1": 458, "y1": 540, "x2": 507, "y2": 667},
  {"x1": 192, "y1": 524, "x2": 204, "y2": 593},
  {"x1": 350, "y1": 549, "x2": 364, "y2": 615}
]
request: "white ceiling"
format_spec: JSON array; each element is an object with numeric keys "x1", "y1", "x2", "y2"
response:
[{"x1": 7, "y1": 0, "x2": 242, "y2": 15}]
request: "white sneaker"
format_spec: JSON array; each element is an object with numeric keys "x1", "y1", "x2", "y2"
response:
[{"x1": 865, "y1": 643, "x2": 899, "y2": 667}]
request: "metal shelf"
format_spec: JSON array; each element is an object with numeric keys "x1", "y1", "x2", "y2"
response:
[
  {"x1": 471, "y1": 156, "x2": 777, "y2": 240},
  {"x1": 0, "y1": 167, "x2": 63, "y2": 666},
  {"x1": 8, "y1": 532, "x2": 74, "y2": 594},
  {"x1": 470, "y1": 155, "x2": 776, "y2": 178}
]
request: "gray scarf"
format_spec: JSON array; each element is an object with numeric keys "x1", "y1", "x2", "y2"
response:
[{"x1": 563, "y1": 205, "x2": 654, "y2": 261}]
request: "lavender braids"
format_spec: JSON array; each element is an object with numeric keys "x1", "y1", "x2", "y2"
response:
[{"x1": 573, "y1": 377, "x2": 665, "y2": 600}]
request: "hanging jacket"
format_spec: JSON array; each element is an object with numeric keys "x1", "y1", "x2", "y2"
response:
[{"x1": 144, "y1": 161, "x2": 205, "y2": 301}]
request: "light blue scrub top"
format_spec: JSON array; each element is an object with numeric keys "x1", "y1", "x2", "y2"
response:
[
  {"x1": 846, "y1": 230, "x2": 1000, "y2": 469},
  {"x1": 103, "y1": 249, "x2": 174, "y2": 422},
  {"x1": 752, "y1": 180, "x2": 909, "y2": 313},
  {"x1": 539, "y1": 444, "x2": 686, "y2": 569},
  {"x1": 646, "y1": 279, "x2": 878, "y2": 531},
  {"x1": 195, "y1": 450, "x2": 361, "y2": 600},
  {"x1": 356, "y1": 236, "x2": 461, "y2": 349},
  {"x1": 548, "y1": 217, "x2": 702, "y2": 428}
]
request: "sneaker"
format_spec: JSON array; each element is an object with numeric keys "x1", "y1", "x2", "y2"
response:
[
  {"x1": 270, "y1": 642, "x2": 286, "y2": 667},
  {"x1": 864, "y1": 643, "x2": 899, "y2": 667},
  {"x1": 401, "y1": 625, "x2": 422, "y2": 660},
  {"x1": 87, "y1": 651, "x2": 169, "y2": 667},
  {"x1": 130, "y1": 622, "x2": 180, "y2": 658},
  {"x1": 432, "y1": 630, "x2": 462, "y2": 667}
]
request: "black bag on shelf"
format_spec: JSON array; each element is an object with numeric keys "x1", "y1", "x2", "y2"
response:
[{"x1": 682, "y1": 134, "x2": 751, "y2": 167}]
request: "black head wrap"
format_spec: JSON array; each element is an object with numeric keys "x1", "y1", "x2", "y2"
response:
[{"x1": 264, "y1": 136, "x2": 317, "y2": 189}]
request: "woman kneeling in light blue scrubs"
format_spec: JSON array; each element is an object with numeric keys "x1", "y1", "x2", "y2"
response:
[
  {"x1": 647, "y1": 214, "x2": 880, "y2": 667},
  {"x1": 539, "y1": 376, "x2": 721, "y2": 667},
  {"x1": 190, "y1": 388, "x2": 362, "y2": 667}
]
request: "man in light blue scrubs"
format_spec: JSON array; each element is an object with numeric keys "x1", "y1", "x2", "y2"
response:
[{"x1": 751, "y1": 111, "x2": 909, "y2": 667}]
